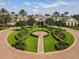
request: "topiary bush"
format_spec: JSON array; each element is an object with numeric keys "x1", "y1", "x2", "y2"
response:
[
  {"x1": 55, "y1": 41, "x2": 69, "y2": 50},
  {"x1": 13, "y1": 40, "x2": 25, "y2": 50},
  {"x1": 18, "y1": 31, "x2": 27, "y2": 38},
  {"x1": 54, "y1": 29, "x2": 65, "y2": 39},
  {"x1": 52, "y1": 29, "x2": 65, "y2": 41},
  {"x1": 15, "y1": 29, "x2": 28, "y2": 40}
]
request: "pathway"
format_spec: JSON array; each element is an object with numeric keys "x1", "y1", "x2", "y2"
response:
[{"x1": 32, "y1": 31, "x2": 48, "y2": 53}]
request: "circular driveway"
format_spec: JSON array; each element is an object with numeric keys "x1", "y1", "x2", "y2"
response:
[{"x1": 0, "y1": 27, "x2": 79, "y2": 59}]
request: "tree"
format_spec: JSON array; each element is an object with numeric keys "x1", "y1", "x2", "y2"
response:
[
  {"x1": 26, "y1": 16, "x2": 36, "y2": 26},
  {"x1": 64, "y1": 12, "x2": 69, "y2": 20},
  {"x1": 72, "y1": 14, "x2": 79, "y2": 20},
  {"x1": 15, "y1": 20, "x2": 26, "y2": 27},
  {"x1": 55, "y1": 20, "x2": 65, "y2": 27},
  {"x1": 11, "y1": 12, "x2": 18, "y2": 22},
  {"x1": 0, "y1": 8, "x2": 11, "y2": 28},
  {"x1": 45, "y1": 14, "x2": 50, "y2": 16},
  {"x1": 45, "y1": 18, "x2": 55, "y2": 26},
  {"x1": 15, "y1": 14, "x2": 18, "y2": 20},
  {"x1": 64, "y1": 12, "x2": 68, "y2": 16},
  {"x1": 11, "y1": 12, "x2": 15, "y2": 14},
  {"x1": 4, "y1": 14, "x2": 11, "y2": 25},
  {"x1": 53, "y1": 11, "x2": 60, "y2": 21},
  {"x1": 18, "y1": 9, "x2": 27, "y2": 20}
]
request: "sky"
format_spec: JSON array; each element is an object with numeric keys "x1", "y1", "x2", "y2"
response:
[{"x1": 0, "y1": 0, "x2": 79, "y2": 15}]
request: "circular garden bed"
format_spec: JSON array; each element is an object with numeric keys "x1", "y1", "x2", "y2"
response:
[{"x1": 7, "y1": 27, "x2": 74, "y2": 53}]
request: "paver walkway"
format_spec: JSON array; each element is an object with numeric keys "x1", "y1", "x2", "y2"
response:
[
  {"x1": 32, "y1": 31, "x2": 48, "y2": 53},
  {"x1": 0, "y1": 27, "x2": 79, "y2": 59}
]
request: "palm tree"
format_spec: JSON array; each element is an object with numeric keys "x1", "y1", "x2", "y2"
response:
[
  {"x1": 61, "y1": 13, "x2": 65, "y2": 20},
  {"x1": 11, "y1": 12, "x2": 16, "y2": 21},
  {"x1": 45, "y1": 14, "x2": 50, "y2": 16},
  {"x1": 4, "y1": 14, "x2": 11, "y2": 25},
  {"x1": 18, "y1": 9, "x2": 27, "y2": 20},
  {"x1": 11, "y1": 12, "x2": 15, "y2": 14},
  {"x1": 0, "y1": 8, "x2": 9, "y2": 28},
  {"x1": 15, "y1": 14, "x2": 18, "y2": 20},
  {"x1": 64, "y1": 12, "x2": 69, "y2": 20},
  {"x1": 53, "y1": 11, "x2": 60, "y2": 21}
]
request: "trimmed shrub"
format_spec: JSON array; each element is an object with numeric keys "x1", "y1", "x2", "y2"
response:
[
  {"x1": 47, "y1": 27, "x2": 57, "y2": 31},
  {"x1": 13, "y1": 40, "x2": 25, "y2": 50},
  {"x1": 15, "y1": 29, "x2": 28, "y2": 40},
  {"x1": 51, "y1": 29, "x2": 65, "y2": 41},
  {"x1": 30, "y1": 33, "x2": 38, "y2": 37},
  {"x1": 55, "y1": 41, "x2": 69, "y2": 50}
]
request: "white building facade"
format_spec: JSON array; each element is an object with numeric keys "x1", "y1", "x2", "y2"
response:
[{"x1": 65, "y1": 18, "x2": 78, "y2": 26}]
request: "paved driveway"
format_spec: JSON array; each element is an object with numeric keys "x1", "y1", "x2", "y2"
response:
[{"x1": 0, "y1": 27, "x2": 79, "y2": 59}]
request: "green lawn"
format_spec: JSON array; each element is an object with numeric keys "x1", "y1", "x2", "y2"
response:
[
  {"x1": 7, "y1": 31, "x2": 38, "y2": 52},
  {"x1": 44, "y1": 29, "x2": 74, "y2": 52},
  {"x1": 44, "y1": 34, "x2": 57, "y2": 52},
  {"x1": 64, "y1": 31, "x2": 74, "y2": 45},
  {"x1": 7, "y1": 31, "x2": 19, "y2": 45},
  {"x1": 24, "y1": 35, "x2": 38, "y2": 52}
]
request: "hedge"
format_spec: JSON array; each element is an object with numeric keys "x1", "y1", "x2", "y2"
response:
[
  {"x1": 52, "y1": 30, "x2": 64, "y2": 41},
  {"x1": 55, "y1": 41, "x2": 69, "y2": 50},
  {"x1": 30, "y1": 30, "x2": 49, "y2": 38},
  {"x1": 15, "y1": 29, "x2": 28, "y2": 40}
]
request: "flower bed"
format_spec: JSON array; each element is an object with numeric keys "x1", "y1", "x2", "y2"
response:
[
  {"x1": 52, "y1": 29, "x2": 70, "y2": 50},
  {"x1": 54, "y1": 29, "x2": 65, "y2": 40},
  {"x1": 52, "y1": 30, "x2": 64, "y2": 41},
  {"x1": 15, "y1": 29, "x2": 28, "y2": 40}
]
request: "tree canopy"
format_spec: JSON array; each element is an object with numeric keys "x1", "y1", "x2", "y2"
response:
[{"x1": 45, "y1": 18, "x2": 55, "y2": 26}]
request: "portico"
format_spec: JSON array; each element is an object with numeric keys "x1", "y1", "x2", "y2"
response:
[{"x1": 35, "y1": 17, "x2": 45, "y2": 27}]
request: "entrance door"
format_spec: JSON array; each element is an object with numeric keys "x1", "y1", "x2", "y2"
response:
[{"x1": 37, "y1": 21, "x2": 44, "y2": 27}]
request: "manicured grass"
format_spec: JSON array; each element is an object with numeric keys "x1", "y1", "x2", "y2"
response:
[
  {"x1": 7, "y1": 31, "x2": 19, "y2": 45},
  {"x1": 27, "y1": 27, "x2": 49, "y2": 32},
  {"x1": 64, "y1": 31, "x2": 74, "y2": 45},
  {"x1": 24, "y1": 35, "x2": 38, "y2": 52},
  {"x1": 44, "y1": 34, "x2": 57, "y2": 52},
  {"x1": 44, "y1": 29, "x2": 74, "y2": 52},
  {"x1": 7, "y1": 31, "x2": 38, "y2": 52}
]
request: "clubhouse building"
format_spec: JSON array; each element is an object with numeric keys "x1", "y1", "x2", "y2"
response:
[{"x1": 7, "y1": 13, "x2": 79, "y2": 26}]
